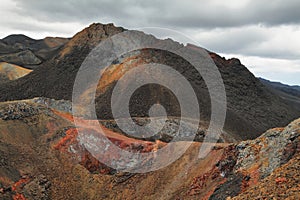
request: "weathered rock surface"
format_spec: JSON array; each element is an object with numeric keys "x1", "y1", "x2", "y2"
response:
[
  {"x1": 0, "y1": 102, "x2": 39, "y2": 120},
  {"x1": 0, "y1": 99, "x2": 299, "y2": 200}
]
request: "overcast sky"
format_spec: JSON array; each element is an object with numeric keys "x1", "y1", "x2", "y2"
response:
[{"x1": 0, "y1": 0, "x2": 299, "y2": 85}]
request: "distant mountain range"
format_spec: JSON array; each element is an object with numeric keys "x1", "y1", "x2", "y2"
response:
[
  {"x1": 259, "y1": 78, "x2": 300, "y2": 112},
  {"x1": 259, "y1": 78, "x2": 300, "y2": 98},
  {"x1": 0, "y1": 34, "x2": 69, "y2": 68}
]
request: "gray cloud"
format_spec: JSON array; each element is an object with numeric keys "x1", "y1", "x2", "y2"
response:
[
  {"x1": 12, "y1": 0, "x2": 300, "y2": 28},
  {"x1": 191, "y1": 25, "x2": 300, "y2": 60},
  {"x1": 157, "y1": 0, "x2": 300, "y2": 28},
  {"x1": 9, "y1": 0, "x2": 300, "y2": 60}
]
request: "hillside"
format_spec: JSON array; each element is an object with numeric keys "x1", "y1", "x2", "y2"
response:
[
  {"x1": 0, "y1": 99, "x2": 299, "y2": 200},
  {"x1": 0, "y1": 23, "x2": 299, "y2": 141}
]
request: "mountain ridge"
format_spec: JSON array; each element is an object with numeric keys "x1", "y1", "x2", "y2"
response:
[{"x1": 0, "y1": 23, "x2": 299, "y2": 141}]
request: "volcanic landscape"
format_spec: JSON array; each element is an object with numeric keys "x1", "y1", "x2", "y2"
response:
[{"x1": 0, "y1": 23, "x2": 299, "y2": 200}]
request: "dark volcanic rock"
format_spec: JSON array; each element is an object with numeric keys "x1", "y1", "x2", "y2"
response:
[
  {"x1": 0, "y1": 102, "x2": 39, "y2": 120},
  {"x1": 209, "y1": 173, "x2": 244, "y2": 200},
  {"x1": 0, "y1": 23, "x2": 299, "y2": 140}
]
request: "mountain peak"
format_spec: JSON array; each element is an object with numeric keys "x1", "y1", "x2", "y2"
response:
[{"x1": 59, "y1": 23, "x2": 125, "y2": 57}]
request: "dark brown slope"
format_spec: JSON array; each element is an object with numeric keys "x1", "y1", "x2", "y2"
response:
[
  {"x1": 94, "y1": 47, "x2": 300, "y2": 140},
  {"x1": 208, "y1": 53, "x2": 300, "y2": 138},
  {"x1": 0, "y1": 23, "x2": 299, "y2": 140}
]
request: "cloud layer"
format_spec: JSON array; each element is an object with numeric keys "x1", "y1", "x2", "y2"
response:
[{"x1": 11, "y1": 0, "x2": 300, "y2": 28}]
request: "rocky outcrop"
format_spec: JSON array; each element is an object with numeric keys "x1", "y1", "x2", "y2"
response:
[
  {"x1": 235, "y1": 119, "x2": 300, "y2": 178},
  {"x1": 31, "y1": 97, "x2": 72, "y2": 113},
  {"x1": 208, "y1": 118, "x2": 300, "y2": 199},
  {"x1": 231, "y1": 154, "x2": 300, "y2": 199},
  {"x1": 0, "y1": 102, "x2": 39, "y2": 120}
]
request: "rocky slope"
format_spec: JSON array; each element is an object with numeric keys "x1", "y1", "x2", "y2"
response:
[
  {"x1": 232, "y1": 154, "x2": 300, "y2": 199},
  {"x1": 0, "y1": 99, "x2": 299, "y2": 200},
  {"x1": 0, "y1": 23, "x2": 298, "y2": 141}
]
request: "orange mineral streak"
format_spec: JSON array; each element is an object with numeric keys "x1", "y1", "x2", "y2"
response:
[
  {"x1": 240, "y1": 163, "x2": 260, "y2": 193},
  {"x1": 13, "y1": 194, "x2": 27, "y2": 200},
  {"x1": 248, "y1": 163, "x2": 260, "y2": 186},
  {"x1": 52, "y1": 105, "x2": 168, "y2": 173},
  {"x1": 52, "y1": 109, "x2": 74, "y2": 122},
  {"x1": 54, "y1": 116, "x2": 167, "y2": 173},
  {"x1": 11, "y1": 178, "x2": 30, "y2": 191},
  {"x1": 53, "y1": 128, "x2": 78, "y2": 151},
  {"x1": 55, "y1": 120, "x2": 166, "y2": 153},
  {"x1": 51, "y1": 87, "x2": 165, "y2": 154},
  {"x1": 74, "y1": 117, "x2": 166, "y2": 150},
  {"x1": 97, "y1": 54, "x2": 144, "y2": 94},
  {"x1": 187, "y1": 149, "x2": 226, "y2": 198},
  {"x1": 275, "y1": 177, "x2": 287, "y2": 184},
  {"x1": 11, "y1": 178, "x2": 30, "y2": 200}
]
